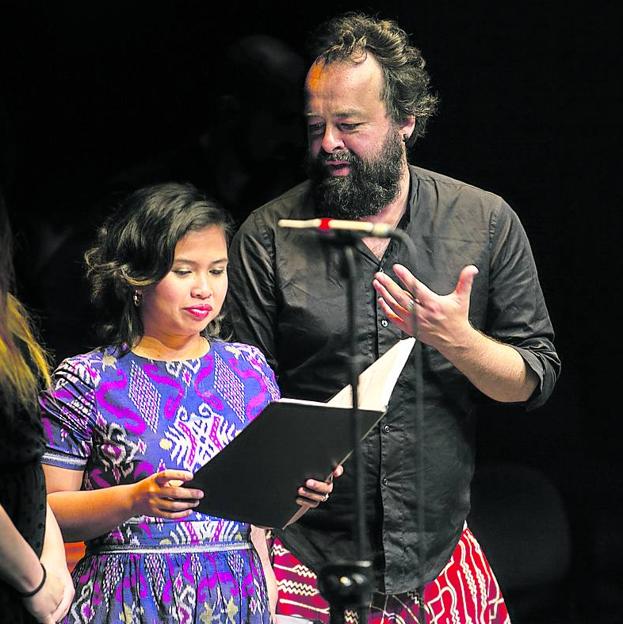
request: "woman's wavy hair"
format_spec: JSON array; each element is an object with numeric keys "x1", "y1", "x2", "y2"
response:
[
  {"x1": 85, "y1": 182, "x2": 233, "y2": 351},
  {"x1": 307, "y1": 12, "x2": 439, "y2": 146},
  {"x1": 0, "y1": 190, "x2": 51, "y2": 420}
]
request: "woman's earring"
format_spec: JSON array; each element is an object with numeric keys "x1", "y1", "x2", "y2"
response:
[{"x1": 133, "y1": 290, "x2": 142, "y2": 307}]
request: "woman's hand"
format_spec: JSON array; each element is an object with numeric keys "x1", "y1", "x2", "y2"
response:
[
  {"x1": 129, "y1": 469, "x2": 204, "y2": 519},
  {"x1": 1, "y1": 502, "x2": 73, "y2": 623},
  {"x1": 250, "y1": 526, "x2": 278, "y2": 621},
  {"x1": 21, "y1": 565, "x2": 65, "y2": 624},
  {"x1": 296, "y1": 464, "x2": 344, "y2": 509},
  {"x1": 48, "y1": 565, "x2": 74, "y2": 623},
  {"x1": 45, "y1": 465, "x2": 205, "y2": 542},
  {"x1": 39, "y1": 504, "x2": 74, "y2": 622}
]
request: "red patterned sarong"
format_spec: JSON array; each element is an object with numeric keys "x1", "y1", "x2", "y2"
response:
[{"x1": 273, "y1": 527, "x2": 511, "y2": 623}]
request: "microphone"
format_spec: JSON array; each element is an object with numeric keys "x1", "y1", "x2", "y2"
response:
[{"x1": 278, "y1": 218, "x2": 398, "y2": 239}]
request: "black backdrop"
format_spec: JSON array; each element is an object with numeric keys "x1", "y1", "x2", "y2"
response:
[{"x1": 1, "y1": 2, "x2": 621, "y2": 622}]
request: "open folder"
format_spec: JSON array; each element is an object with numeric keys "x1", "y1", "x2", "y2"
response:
[{"x1": 186, "y1": 337, "x2": 415, "y2": 529}]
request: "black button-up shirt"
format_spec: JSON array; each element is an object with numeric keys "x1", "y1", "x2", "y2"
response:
[{"x1": 228, "y1": 166, "x2": 560, "y2": 593}]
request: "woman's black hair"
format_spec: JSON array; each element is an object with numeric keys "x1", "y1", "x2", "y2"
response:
[{"x1": 85, "y1": 182, "x2": 233, "y2": 350}]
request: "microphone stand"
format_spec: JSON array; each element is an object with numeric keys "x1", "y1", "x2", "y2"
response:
[
  {"x1": 393, "y1": 230, "x2": 428, "y2": 624},
  {"x1": 317, "y1": 234, "x2": 373, "y2": 624},
  {"x1": 310, "y1": 227, "x2": 428, "y2": 624}
]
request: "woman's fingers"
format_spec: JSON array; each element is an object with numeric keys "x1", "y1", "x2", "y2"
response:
[
  {"x1": 155, "y1": 469, "x2": 204, "y2": 501},
  {"x1": 155, "y1": 469, "x2": 194, "y2": 486},
  {"x1": 332, "y1": 464, "x2": 344, "y2": 479},
  {"x1": 164, "y1": 484, "x2": 204, "y2": 501},
  {"x1": 296, "y1": 474, "x2": 336, "y2": 508}
]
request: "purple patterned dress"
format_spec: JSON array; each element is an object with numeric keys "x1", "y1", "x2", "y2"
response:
[{"x1": 40, "y1": 340, "x2": 280, "y2": 624}]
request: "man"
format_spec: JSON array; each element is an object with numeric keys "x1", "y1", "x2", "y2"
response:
[{"x1": 228, "y1": 12, "x2": 560, "y2": 623}]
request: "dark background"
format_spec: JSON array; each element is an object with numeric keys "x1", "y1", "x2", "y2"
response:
[{"x1": 1, "y1": 1, "x2": 621, "y2": 622}]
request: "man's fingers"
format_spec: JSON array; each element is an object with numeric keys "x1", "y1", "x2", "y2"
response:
[
  {"x1": 393, "y1": 264, "x2": 439, "y2": 307},
  {"x1": 393, "y1": 264, "x2": 422, "y2": 294},
  {"x1": 374, "y1": 276, "x2": 413, "y2": 313},
  {"x1": 377, "y1": 297, "x2": 406, "y2": 326},
  {"x1": 455, "y1": 265, "x2": 479, "y2": 298},
  {"x1": 373, "y1": 279, "x2": 400, "y2": 310}
]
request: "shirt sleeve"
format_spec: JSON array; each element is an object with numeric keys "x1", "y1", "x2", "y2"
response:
[
  {"x1": 39, "y1": 356, "x2": 96, "y2": 470},
  {"x1": 228, "y1": 210, "x2": 281, "y2": 374},
  {"x1": 487, "y1": 200, "x2": 561, "y2": 410}
]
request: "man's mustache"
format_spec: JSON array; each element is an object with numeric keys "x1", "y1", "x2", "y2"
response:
[{"x1": 317, "y1": 150, "x2": 354, "y2": 164}]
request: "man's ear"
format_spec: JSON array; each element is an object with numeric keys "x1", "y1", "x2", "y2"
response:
[{"x1": 399, "y1": 114, "x2": 416, "y2": 143}]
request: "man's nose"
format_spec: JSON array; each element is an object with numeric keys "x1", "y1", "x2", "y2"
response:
[{"x1": 320, "y1": 126, "x2": 345, "y2": 153}]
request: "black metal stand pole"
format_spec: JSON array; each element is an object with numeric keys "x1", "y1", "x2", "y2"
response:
[
  {"x1": 317, "y1": 239, "x2": 373, "y2": 624},
  {"x1": 317, "y1": 229, "x2": 427, "y2": 624},
  {"x1": 394, "y1": 230, "x2": 428, "y2": 624}
]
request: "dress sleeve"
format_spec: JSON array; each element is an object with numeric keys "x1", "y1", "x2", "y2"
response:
[
  {"x1": 247, "y1": 344, "x2": 281, "y2": 403},
  {"x1": 39, "y1": 356, "x2": 96, "y2": 470},
  {"x1": 487, "y1": 200, "x2": 561, "y2": 409},
  {"x1": 228, "y1": 210, "x2": 280, "y2": 375}
]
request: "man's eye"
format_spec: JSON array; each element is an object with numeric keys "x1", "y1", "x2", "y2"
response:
[
  {"x1": 340, "y1": 123, "x2": 360, "y2": 131},
  {"x1": 307, "y1": 123, "x2": 325, "y2": 135}
]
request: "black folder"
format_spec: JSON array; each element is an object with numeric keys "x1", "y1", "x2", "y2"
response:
[{"x1": 185, "y1": 399, "x2": 385, "y2": 529}]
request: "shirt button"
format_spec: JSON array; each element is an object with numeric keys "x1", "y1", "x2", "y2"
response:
[
  {"x1": 383, "y1": 424, "x2": 390, "y2": 433},
  {"x1": 380, "y1": 319, "x2": 389, "y2": 328},
  {"x1": 382, "y1": 477, "x2": 388, "y2": 486}
]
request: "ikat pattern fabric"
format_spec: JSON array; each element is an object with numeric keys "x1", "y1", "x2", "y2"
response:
[{"x1": 41, "y1": 341, "x2": 280, "y2": 623}]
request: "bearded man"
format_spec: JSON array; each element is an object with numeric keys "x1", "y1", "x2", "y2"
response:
[{"x1": 228, "y1": 12, "x2": 560, "y2": 623}]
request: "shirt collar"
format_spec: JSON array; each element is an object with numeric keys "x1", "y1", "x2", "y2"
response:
[{"x1": 399, "y1": 165, "x2": 419, "y2": 231}]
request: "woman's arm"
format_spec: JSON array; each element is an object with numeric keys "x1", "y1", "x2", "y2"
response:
[
  {"x1": 0, "y1": 503, "x2": 64, "y2": 624},
  {"x1": 251, "y1": 525, "x2": 278, "y2": 621},
  {"x1": 0, "y1": 503, "x2": 51, "y2": 594},
  {"x1": 39, "y1": 504, "x2": 74, "y2": 622},
  {"x1": 44, "y1": 465, "x2": 204, "y2": 542}
]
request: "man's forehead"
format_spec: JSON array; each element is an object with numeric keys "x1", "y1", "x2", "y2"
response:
[
  {"x1": 308, "y1": 53, "x2": 383, "y2": 80},
  {"x1": 306, "y1": 60, "x2": 327, "y2": 91},
  {"x1": 304, "y1": 56, "x2": 385, "y2": 107}
]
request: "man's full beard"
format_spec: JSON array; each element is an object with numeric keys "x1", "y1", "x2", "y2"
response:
[{"x1": 306, "y1": 128, "x2": 404, "y2": 219}]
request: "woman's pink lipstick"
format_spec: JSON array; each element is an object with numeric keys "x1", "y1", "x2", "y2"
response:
[{"x1": 184, "y1": 305, "x2": 212, "y2": 320}]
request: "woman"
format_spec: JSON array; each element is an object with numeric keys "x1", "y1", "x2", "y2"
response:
[
  {"x1": 0, "y1": 192, "x2": 74, "y2": 623},
  {"x1": 40, "y1": 182, "x2": 335, "y2": 623}
]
